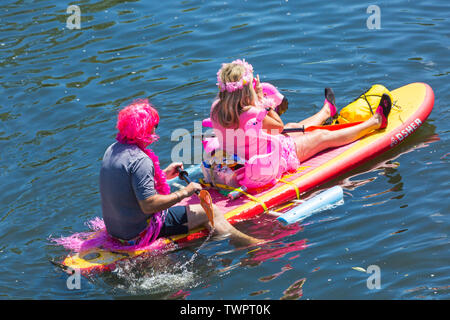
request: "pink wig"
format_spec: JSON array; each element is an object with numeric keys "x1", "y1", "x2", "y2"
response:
[
  {"x1": 116, "y1": 99, "x2": 160, "y2": 148},
  {"x1": 116, "y1": 99, "x2": 170, "y2": 196}
]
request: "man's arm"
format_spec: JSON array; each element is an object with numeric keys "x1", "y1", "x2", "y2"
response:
[{"x1": 138, "y1": 182, "x2": 202, "y2": 215}]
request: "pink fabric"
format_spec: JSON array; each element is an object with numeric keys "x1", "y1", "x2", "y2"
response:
[
  {"x1": 210, "y1": 100, "x2": 261, "y2": 160},
  {"x1": 210, "y1": 100, "x2": 299, "y2": 188},
  {"x1": 202, "y1": 118, "x2": 213, "y2": 128},
  {"x1": 325, "y1": 99, "x2": 337, "y2": 117},
  {"x1": 280, "y1": 134, "x2": 300, "y2": 171},
  {"x1": 51, "y1": 217, "x2": 168, "y2": 253},
  {"x1": 216, "y1": 59, "x2": 254, "y2": 92},
  {"x1": 261, "y1": 82, "x2": 284, "y2": 106}
]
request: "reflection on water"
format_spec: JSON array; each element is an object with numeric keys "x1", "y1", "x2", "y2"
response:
[
  {"x1": 280, "y1": 278, "x2": 306, "y2": 300},
  {"x1": 403, "y1": 284, "x2": 450, "y2": 299},
  {"x1": 258, "y1": 264, "x2": 293, "y2": 283},
  {"x1": 338, "y1": 132, "x2": 439, "y2": 208},
  {"x1": 240, "y1": 239, "x2": 308, "y2": 268},
  {"x1": 0, "y1": 0, "x2": 449, "y2": 299}
]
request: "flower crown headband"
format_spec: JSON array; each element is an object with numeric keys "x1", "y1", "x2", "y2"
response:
[{"x1": 216, "y1": 59, "x2": 254, "y2": 93}]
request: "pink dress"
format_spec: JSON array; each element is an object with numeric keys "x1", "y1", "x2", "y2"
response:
[{"x1": 210, "y1": 100, "x2": 299, "y2": 188}]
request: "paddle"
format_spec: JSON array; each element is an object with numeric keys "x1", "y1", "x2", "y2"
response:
[
  {"x1": 281, "y1": 121, "x2": 364, "y2": 134},
  {"x1": 196, "y1": 121, "x2": 364, "y2": 139},
  {"x1": 49, "y1": 259, "x2": 75, "y2": 275},
  {"x1": 177, "y1": 167, "x2": 215, "y2": 227}
]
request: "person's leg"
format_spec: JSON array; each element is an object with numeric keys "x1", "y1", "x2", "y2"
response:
[
  {"x1": 291, "y1": 114, "x2": 382, "y2": 162},
  {"x1": 187, "y1": 204, "x2": 262, "y2": 246}
]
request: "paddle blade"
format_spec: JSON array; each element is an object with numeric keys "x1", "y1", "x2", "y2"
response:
[{"x1": 199, "y1": 190, "x2": 214, "y2": 227}]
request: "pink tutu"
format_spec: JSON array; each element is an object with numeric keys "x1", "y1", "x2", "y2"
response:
[{"x1": 280, "y1": 134, "x2": 300, "y2": 172}]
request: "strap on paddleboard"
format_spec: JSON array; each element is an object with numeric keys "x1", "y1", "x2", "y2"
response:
[
  {"x1": 279, "y1": 178, "x2": 300, "y2": 200},
  {"x1": 200, "y1": 180, "x2": 268, "y2": 212}
]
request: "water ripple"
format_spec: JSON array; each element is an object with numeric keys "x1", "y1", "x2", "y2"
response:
[{"x1": 0, "y1": 0, "x2": 448, "y2": 299}]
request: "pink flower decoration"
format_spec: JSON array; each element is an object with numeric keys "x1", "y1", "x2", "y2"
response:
[{"x1": 216, "y1": 59, "x2": 254, "y2": 93}]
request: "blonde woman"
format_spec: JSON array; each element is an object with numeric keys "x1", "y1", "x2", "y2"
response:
[{"x1": 210, "y1": 59, "x2": 391, "y2": 187}]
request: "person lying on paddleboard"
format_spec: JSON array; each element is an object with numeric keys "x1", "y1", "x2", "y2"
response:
[
  {"x1": 210, "y1": 59, "x2": 392, "y2": 188},
  {"x1": 99, "y1": 99, "x2": 261, "y2": 248}
]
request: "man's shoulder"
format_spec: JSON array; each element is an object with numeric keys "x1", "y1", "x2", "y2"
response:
[
  {"x1": 108, "y1": 142, "x2": 144, "y2": 158},
  {"x1": 103, "y1": 142, "x2": 152, "y2": 169},
  {"x1": 121, "y1": 145, "x2": 154, "y2": 173}
]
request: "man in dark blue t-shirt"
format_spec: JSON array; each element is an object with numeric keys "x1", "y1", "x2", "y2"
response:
[{"x1": 100, "y1": 100, "x2": 260, "y2": 246}]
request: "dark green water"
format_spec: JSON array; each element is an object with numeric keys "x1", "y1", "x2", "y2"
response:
[{"x1": 0, "y1": 0, "x2": 448, "y2": 299}]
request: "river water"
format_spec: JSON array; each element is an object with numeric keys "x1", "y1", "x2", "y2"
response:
[{"x1": 0, "y1": 0, "x2": 448, "y2": 299}]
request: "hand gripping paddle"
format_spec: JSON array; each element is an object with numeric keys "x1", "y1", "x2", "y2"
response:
[
  {"x1": 198, "y1": 121, "x2": 364, "y2": 138},
  {"x1": 177, "y1": 168, "x2": 214, "y2": 227}
]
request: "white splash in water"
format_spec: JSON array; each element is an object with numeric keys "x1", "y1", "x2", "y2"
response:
[{"x1": 111, "y1": 228, "x2": 216, "y2": 295}]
